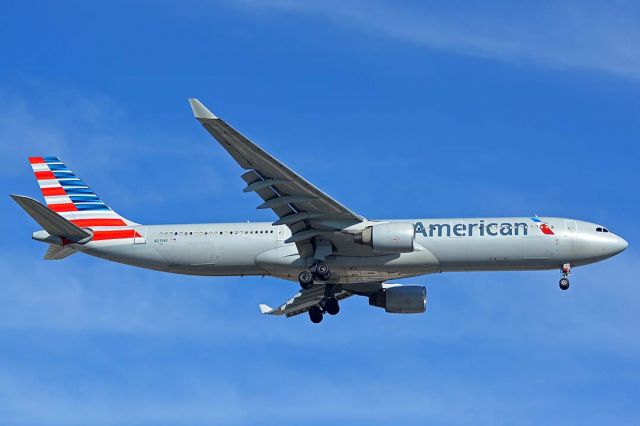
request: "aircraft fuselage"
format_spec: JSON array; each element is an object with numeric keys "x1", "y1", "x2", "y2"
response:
[{"x1": 76, "y1": 216, "x2": 627, "y2": 284}]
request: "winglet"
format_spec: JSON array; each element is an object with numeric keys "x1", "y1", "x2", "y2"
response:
[
  {"x1": 188, "y1": 98, "x2": 217, "y2": 120},
  {"x1": 259, "y1": 304, "x2": 274, "y2": 314}
]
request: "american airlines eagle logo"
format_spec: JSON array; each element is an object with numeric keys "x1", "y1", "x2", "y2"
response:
[{"x1": 531, "y1": 217, "x2": 555, "y2": 235}]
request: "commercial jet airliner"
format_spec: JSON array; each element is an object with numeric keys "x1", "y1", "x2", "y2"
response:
[{"x1": 12, "y1": 99, "x2": 628, "y2": 323}]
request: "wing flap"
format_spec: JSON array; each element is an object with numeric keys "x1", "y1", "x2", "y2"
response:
[{"x1": 259, "y1": 284, "x2": 354, "y2": 318}]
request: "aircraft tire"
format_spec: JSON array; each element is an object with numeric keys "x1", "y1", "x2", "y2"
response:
[
  {"x1": 315, "y1": 262, "x2": 330, "y2": 276},
  {"x1": 298, "y1": 271, "x2": 314, "y2": 289},
  {"x1": 317, "y1": 271, "x2": 331, "y2": 281},
  {"x1": 559, "y1": 277, "x2": 570, "y2": 291},
  {"x1": 325, "y1": 297, "x2": 340, "y2": 315},
  {"x1": 309, "y1": 306, "x2": 323, "y2": 323}
]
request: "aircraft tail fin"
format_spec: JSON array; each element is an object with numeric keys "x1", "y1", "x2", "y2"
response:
[
  {"x1": 27, "y1": 156, "x2": 137, "y2": 227},
  {"x1": 44, "y1": 244, "x2": 76, "y2": 260}
]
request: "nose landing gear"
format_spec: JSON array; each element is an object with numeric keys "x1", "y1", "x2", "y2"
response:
[{"x1": 559, "y1": 263, "x2": 571, "y2": 290}]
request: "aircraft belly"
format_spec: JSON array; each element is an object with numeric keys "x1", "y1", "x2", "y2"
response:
[
  {"x1": 423, "y1": 234, "x2": 561, "y2": 271},
  {"x1": 255, "y1": 243, "x2": 441, "y2": 283},
  {"x1": 81, "y1": 244, "x2": 167, "y2": 268}
]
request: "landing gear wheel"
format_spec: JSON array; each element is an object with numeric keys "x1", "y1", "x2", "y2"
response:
[
  {"x1": 298, "y1": 271, "x2": 314, "y2": 290},
  {"x1": 318, "y1": 271, "x2": 331, "y2": 281},
  {"x1": 559, "y1": 277, "x2": 570, "y2": 291},
  {"x1": 325, "y1": 297, "x2": 340, "y2": 316},
  {"x1": 315, "y1": 262, "x2": 329, "y2": 276},
  {"x1": 309, "y1": 306, "x2": 323, "y2": 323},
  {"x1": 310, "y1": 262, "x2": 331, "y2": 281}
]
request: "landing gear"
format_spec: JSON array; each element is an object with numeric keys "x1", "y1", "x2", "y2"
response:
[
  {"x1": 559, "y1": 263, "x2": 571, "y2": 291},
  {"x1": 298, "y1": 270, "x2": 314, "y2": 290},
  {"x1": 324, "y1": 297, "x2": 340, "y2": 315},
  {"x1": 310, "y1": 261, "x2": 331, "y2": 281},
  {"x1": 298, "y1": 261, "x2": 331, "y2": 289},
  {"x1": 307, "y1": 285, "x2": 340, "y2": 323},
  {"x1": 308, "y1": 306, "x2": 323, "y2": 323}
]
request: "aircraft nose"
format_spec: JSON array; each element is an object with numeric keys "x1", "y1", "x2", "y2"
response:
[{"x1": 610, "y1": 235, "x2": 628, "y2": 255}]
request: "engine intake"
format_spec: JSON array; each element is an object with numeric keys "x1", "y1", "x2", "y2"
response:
[
  {"x1": 368, "y1": 285, "x2": 427, "y2": 314},
  {"x1": 358, "y1": 222, "x2": 415, "y2": 253}
]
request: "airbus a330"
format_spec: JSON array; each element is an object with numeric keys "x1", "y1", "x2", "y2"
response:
[{"x1": 12, "y1": 99, "x2": 628, "y2": 323}]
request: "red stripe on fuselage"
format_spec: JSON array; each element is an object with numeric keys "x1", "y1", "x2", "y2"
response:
[
  {"x1": 35, "y1": 171, "x2": 56, "y2": 180},
  {"x1": 70, "y1": 218, "x2": 127, "y2": 227},
  {"x1": 48, "y1": 203, "x2": 77, "y2": 212},
  {"x1": 29, "y1": 157, "x2": 45, "y2": 164},
  {"x1": 91, "y1": 230, "x2": 141, "y2": 241},
  {"x1": 41, "y1": 187, "x2": 66, "y2": 196}
]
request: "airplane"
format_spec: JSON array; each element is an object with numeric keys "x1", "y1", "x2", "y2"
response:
[{"x1": 11, "y1": 99, "x2": 629, "y2": 324}]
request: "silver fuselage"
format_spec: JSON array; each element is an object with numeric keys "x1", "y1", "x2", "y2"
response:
[{"x1": 74, "y1": 217, "x2": 628, "y2": 284}]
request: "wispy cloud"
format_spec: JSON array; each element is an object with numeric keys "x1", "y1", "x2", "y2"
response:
[
  {"x1": 233, "y1": 0, "x2": 640, "y2": 79},
  {"x1": 0, "y1": 85, "x2": 235, "y2": 214}
]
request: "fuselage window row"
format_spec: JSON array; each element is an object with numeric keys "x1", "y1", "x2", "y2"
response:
[{"x1": 157, "y1": 230, "x2": 275, "y2": 237}]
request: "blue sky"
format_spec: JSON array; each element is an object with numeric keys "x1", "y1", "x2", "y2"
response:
[{"x1": 1, "y1": 1, "x2": 639, "y2": 424}]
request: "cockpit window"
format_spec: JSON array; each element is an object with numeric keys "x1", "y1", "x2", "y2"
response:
[
  {"x1": 596, "y1": 227, "x2": 602, "y2": 232},
  {"x1": 596, "y1": 227, "x2": 610, "y2": 233}
]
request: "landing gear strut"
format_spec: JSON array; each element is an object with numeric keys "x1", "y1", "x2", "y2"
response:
[{"x1": 559, "y1": 263, "x2": 571, "y2": 291}]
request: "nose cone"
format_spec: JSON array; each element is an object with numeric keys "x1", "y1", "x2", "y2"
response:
[{"x1": 609, "y1": 235, "x2": 628, "y2": 256}]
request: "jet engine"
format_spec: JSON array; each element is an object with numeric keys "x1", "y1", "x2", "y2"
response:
[
  {"x1": 368, "y1": 285, "x2": 426, "y2": 314},
  {"x1": 358, "y1": 222, "x2": 415, "y2": 253}
]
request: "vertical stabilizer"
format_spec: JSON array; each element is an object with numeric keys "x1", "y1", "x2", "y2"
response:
[{"x1": 26, "y1": 157, "x2": 142, "y2": 243}]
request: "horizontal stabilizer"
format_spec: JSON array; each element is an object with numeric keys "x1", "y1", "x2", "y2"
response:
[
  {"x1": 11, "y1": 195, "x2": 91, "y2": 242},
  {"x1": 44, "y1": 244, "x2": 76, "y2": 260}
]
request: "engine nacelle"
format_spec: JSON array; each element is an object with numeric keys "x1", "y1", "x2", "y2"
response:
[
  {"x1": 368, "y1": 285, "x2": 427, "y2": 314},
  {"x1": 358, "y1": 222, "x2": 415, "y2": 253}
]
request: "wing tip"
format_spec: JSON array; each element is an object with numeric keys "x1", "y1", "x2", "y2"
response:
[
  {"x1": 259, "y1": 304, "x2": 274, "y2": 314},
  {"x1": 188, "y1": 98, "x2": 217, "y2": 120}
]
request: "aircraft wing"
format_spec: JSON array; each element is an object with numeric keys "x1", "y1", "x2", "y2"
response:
[
  {"x1": 259, "y1": 284, "x2": 354, "y2": 318},
  {"x1": 189, "y1": 99, "x2": 364, "y2": 256}
]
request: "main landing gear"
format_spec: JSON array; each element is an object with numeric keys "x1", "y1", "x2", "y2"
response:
[
  {"x1": 297, "y1": 261, "x2": 338, "y2": 323},
  {"x1": 307, "y1": 284, "x2": 340, "y2": 324},
  {"x1": 307, "y1": 296, "x2": 340, "y2": 324},
  {"x1": 559, "y1": 263, "x2": 571, "y2": 291},
  {"x1": 298, "y1": 261, "x2": 331, "y2": 290}
]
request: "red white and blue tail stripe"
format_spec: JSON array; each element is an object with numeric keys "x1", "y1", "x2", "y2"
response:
[{"x1": 29, "y1": 156, "x2": 142, "y2": 243}]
